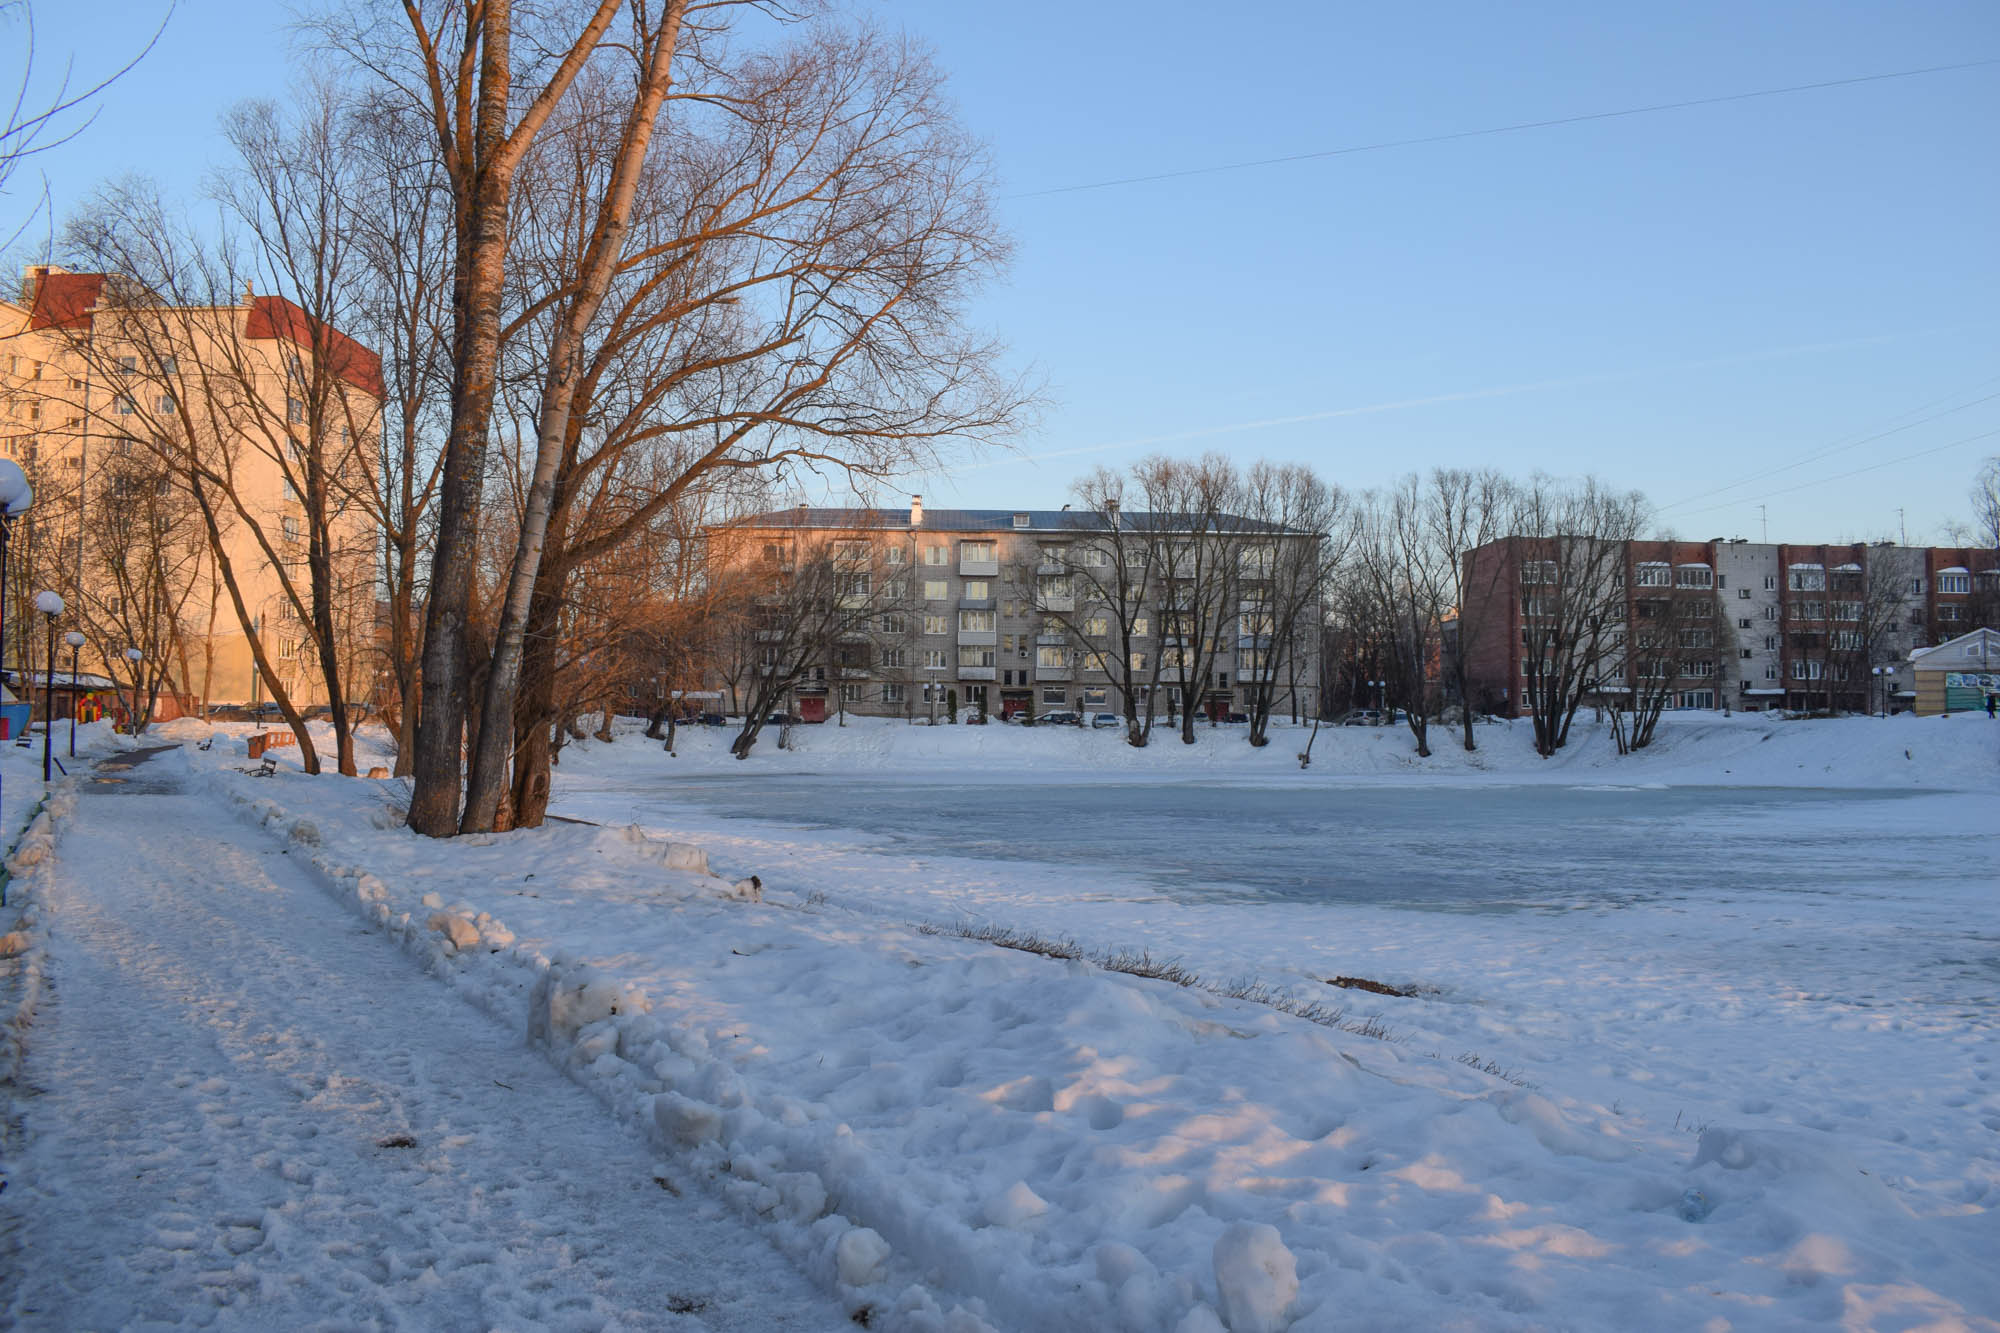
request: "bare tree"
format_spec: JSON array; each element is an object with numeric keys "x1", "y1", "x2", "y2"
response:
[
  {"x1": 1033, "y1": 469, "x2": 1164, "y2": 745},
  {"x1": 1507, "y1": 475, "x2": 1648, "y2": 756},
  {"x1": 458, "y1": 22, "x2": 1024, "y2": 829},
  {"x1": 1424, "y1": 468, "x2": 1513, "y2": 751},
  {"x1": 1236, "y1": 460, "x2": 1343, "y2": 747},
  {"x1": 1350, "y1": 477, "x2": 1445, "y2": 756},
  {"x1": 1132, "y1": 453, "x2": 1242, "y2": 743}
]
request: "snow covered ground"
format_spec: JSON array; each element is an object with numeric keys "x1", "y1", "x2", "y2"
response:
[{"x1": 4, "y1": 712, "x2": 1996, "y2": 1331}]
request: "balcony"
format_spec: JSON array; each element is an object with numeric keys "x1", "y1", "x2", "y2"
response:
[
  {"x1": 959, "y1": 557, "x2": 999, "y2": 578},
  {"x1": 1036, "y1": 561, "x2": 1067, "y2": 576},
  {"x1": 1036, "y1": 632, "x2": 1067, "y2": 646},
  {"x1": 1035, "y1": 664, "x2": 1071, "y2": 681},
  {"x1": 1040, "y1": 595, "x2": 1074, "y2": 613},
  {"x1": 958, "y1": 597, "x2": 993, "y2": 611},
  {"x1": 957, "y1": 666, "x2": 997, "y2": 681},
  {"x1": 836, "y1": 667, "x2": 870, "y2": 680},
  {"x1": 957, "y1": 630, "x2": 997, "y2": 647}
]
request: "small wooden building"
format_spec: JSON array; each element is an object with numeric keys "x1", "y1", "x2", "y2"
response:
[{"x1": 1908, "y1": 628, "x2": 1999, "y2": 715}]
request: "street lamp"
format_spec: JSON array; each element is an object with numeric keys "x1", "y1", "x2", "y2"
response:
[
  {"x1": 124, "y1": 647, "x2": 143, "y2": 736},
  {"x1": 0, "y1": 459, "x2": 31, "y2": 701},
  {"x1": 63, "y1": 630, "x2": 84, "y2": 755},
  {"x1": 33, "y1": 590, "x2": 63, "y2": 782},
  {"x1": 1871, "y1": 664, "x2": 1895, "y2": 718}
]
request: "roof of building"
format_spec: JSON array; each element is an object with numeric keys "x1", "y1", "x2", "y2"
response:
[
  {"x1": 726, "y1": 506, "x2": 1308, "y2": 536},
  {"x1": 245, "y1": 295, "x2": 385, "y2": 399},
  {"x1": 26, "y1": 269, "x2": 106, "y2": 331},
  {"x1": 1908, "y1": 626, "x2": 1999, "y2": 665}
]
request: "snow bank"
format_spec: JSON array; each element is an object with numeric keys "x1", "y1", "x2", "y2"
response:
[
  {"x1": 176, "y1": 726, "x2": 1999, "y2": 1332},
  {"x1": 560, "y1": 710, "x2": 1997, "y2": 792},
  {"x1": 0, "y1": 777, "x2": 82, "y2": 1083}
]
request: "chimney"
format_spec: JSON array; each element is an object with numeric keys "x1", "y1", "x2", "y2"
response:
[{"x1": 910, "y1": 494, "x2": 923, "y2": 527}]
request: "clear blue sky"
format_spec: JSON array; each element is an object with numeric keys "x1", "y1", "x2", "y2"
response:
[{"x1": 9, "y1": 1, "x2": 1997, "y2": 543}]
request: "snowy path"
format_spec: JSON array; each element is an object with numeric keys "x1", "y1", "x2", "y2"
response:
[{"x1": 0, "y1": 749, "x2": 853, "y2": 1331}]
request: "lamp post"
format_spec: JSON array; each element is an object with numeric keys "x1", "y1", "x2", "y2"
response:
[
  {"x1": 0, "y1": 460, "x2": 31, "y2": 707},
  {"x1": 63, "y1": 630, "x2": 84, "y2": 755},
  {"x1": 34, "y1": 590, "x2": 63, "y2": 782},
  {"x1": 124, "y1": 647, "x2": 144, "y2": 735}
]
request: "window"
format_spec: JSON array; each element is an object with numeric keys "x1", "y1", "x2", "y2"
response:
[
  {"x1": 1764, "y1": 664, "x2": 1779, "y2": 680},
  {"x1": 1521, "y1": 595, "x2": 1552, "y2": 616},
  {"x1": 1636, "y1": 563, "x2": 1671, "y2": 587},
  {"x1": 1131, "y1": 616, "x2": 1149, "y2": 637},
  {"x1": 964, "y1": 647, "x2": 997, "y2": 668},
  {"x1": 1040, "y1": 685, "x2": 1066, "y2": 705},
  {"x1": 1741, "y1": 648, "x2": 1753, "y2": 659},
  {"x1": 1520, "y1": 560, "x2": 1557, "y2": 585},
  {"x1": 884, "y1": 545, "x2": 905, "y2": 566},
  {"x1": 1738, "y1": 587, "x2": 1751, "y2": 599},
  {"x1": 1831, "y1": 601, "x2": 1860, "y2": 622},
  {"x1": 283, "y1": 477, "x2": 301, "y2": 503},
  {"x1": 1082, "y1": 687, "x2": 1107, "y2": 708},
  {"x1": 1678, "y1": 629, "x2": 1713, "y2": 648},
  {"x1": 923, "y1": 649, "x2": 947, "y2": 670},
  {"x1": 1686, "y1": 660, "x2": 1715, "y2": 678},
  {"x1": 1717, "y1": 575, "x2": 1726, "y2": 589},
  {"x1": 1909, "y1": 577, "x2": 1924, "y2": 595},
  {"x1": 880, "y1": 612, "x2": 907, "y2": 634},
  {"x1": 1129, "y1": 651, "x2": 1147, "y2": 672},
  {"x1": 922, "y1": 545, "x2": 949, "y2": 566},
  {"x1": 1764, "y1": 635, "x2": 1778, "y2": 650},
  {"x1": 879, "y1": 647, "x2": 906, "y2": 668},
  {"x1": 840, "y1": 683, "x2": 863, "y2": 704},
  {"x1": 1937, "y1": 571, "x2": 1971, "y2": 595},
  {"x1": 1674, "y1": 564, "x2": 1712, "y2": 589},
  {"x1": 1832, "y1": 631, "x2": 1863, "y2": 651},
  {"x1": 1789, "y1": 601, "x2": 1825, "y2": 620},
  {"x1": 282, "y1": 515, "x2": 303, "y2": 543},
  {"x1": 1739, "y1": 618, "x2": 1753, "y2": 629},
  {"x1": 159, "y1": 356, "x2": 177, "y2": 376},
  {"x1": 882, "y1": 683, "x2": 905, "y2": 705},
  {"x1": 1079, "y1": 547, "x2": 1110, "y2": 568},
  {"x1": 1038, "y1": 544, "x2": 1069, "y2": 569},
  {"x1": 836, "y1": 572, "x2": 871, "y2": 599},
  {"x1": 156, "y1": 394, "x2": 174, "y2": 415},
  {"x1": 959, "y1": 610, "x2": 995, "y2": 633},
  {"x1": 1084, "y1": 616, "x2": 1108, "y2": 637},
  {"x1": 1787, "y1": 565, "x2": 1825, "y2": 592},
  {"x1": 962, "y1": 580, "x2": 990, "y2": 601},
  {"x1": 960, "y1": 541, "x2": 996, "y2": 563},
  {"x1": 1790, "y1": 660, "x2": 1823, "y2": 680},
  {"x1": 287, "y1": 397, "x2": 305, "y2": 424},
  {"x1": 923, "y1": 579, "x2": 948, "y2": 601},
  {"x1": 117, "y1": 355, "x2": 138, "y2": 373},
  {"x1": 922, "y1": 614, "x2": 948, "y2": 635},
  {"x1": 1013, "y1": 513, "x2": 1030, "y2": 528},
  {"x1": 1764, "y1": 575, "x2": 1778, "y2": 591},
  {"x1": 114, "y1": 394, "x2": 136, "y2": 416},
  {"x1": 1762, "y1": 605, "x2": 1778, "y2": 622},
  {"x1": 1036, "y1": 645, "x2": 1068, "y2": 669},
  {"x1": 1938, "y1": 605, "x2": 1963, "y2": 622}
]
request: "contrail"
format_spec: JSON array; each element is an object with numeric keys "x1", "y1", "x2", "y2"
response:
[{"x1": 965, "y1": 331, "x2": 1922, "y2": 473}]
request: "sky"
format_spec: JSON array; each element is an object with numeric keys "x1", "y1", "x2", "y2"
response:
[{"x1": 5, "y1": 0, "x2": 1997, "y2": 545}]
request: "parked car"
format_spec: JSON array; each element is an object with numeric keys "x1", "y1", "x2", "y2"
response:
[
  {"x1": 1090, "y1": 712, "x2": 1123, "y2": 730},
  {"x1": 1039, "y1": 710, "x2": 1082, "y2": 727},
  {"x1": 764, "y1": 711, "x2": 801, "y2": 726},
  {"x1": 1341, "y1": 709, "x2": 1384, "y2": 726},
  {"x1": 694, "y1": 712, "x2": 728, "y2": 727},
  {"x1": 1219, "y1": 711, "x2": 1249, "y2": 724}
]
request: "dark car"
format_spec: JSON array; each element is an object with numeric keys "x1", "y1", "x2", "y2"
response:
[
  {"x1": 764, "y1": 711, "x2": 801, "y2": 726},
  {"x1": 1219, "y1": 711, "x2": 1249, "y2": 724},
  {"x1": 1039, "y1": 710, "x2": 1083, "y2": 727},
  {"x1": 695, "y1": 712, "x2": 729, "y2": 727}
]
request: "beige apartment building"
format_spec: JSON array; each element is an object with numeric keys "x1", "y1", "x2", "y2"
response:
[
  {"x1": 1, "y1": 265, "x2": 380, "y2": 709},
  {"x1": 710, "y1": 499, "x2": 1322, "y2": 723}
]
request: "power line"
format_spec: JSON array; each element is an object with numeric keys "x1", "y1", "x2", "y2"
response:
[
  {"x1": 1668, "y1": 425, "x2": 2000, "y2": 522},
  {"x1": 1657, "y1": 378, "x2": 2000, "y2": 513},
  {"x1": 1009, "y1": 57, "x2": 1999, "y2": 200}
]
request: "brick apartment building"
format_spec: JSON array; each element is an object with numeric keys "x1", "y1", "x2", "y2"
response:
[
  {"x1": 1461, "y1": 536, "x2": 1992, "y2": 716},
  {"x1": 708, "y1": 499, "x2": 1322, "y2": 722}
]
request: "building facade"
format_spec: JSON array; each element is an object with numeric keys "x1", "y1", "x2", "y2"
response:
[
  {"x1": 1, "y1": 265, "x2": 382, "y2": 708},
  {"x1": 1462, "y1": 536, "x2": 1992, "y2": 716},
  {"x1": 708, "y1": 499, "x2": 1323, "y2": 723}
]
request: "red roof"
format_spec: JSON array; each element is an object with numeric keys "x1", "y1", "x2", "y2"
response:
[
  {"x1": 245, "y1": 295, "x2": 384, "y2": 400},
  {"x1": 26, "y1": 270, "x2": 106, "y2": 330}
]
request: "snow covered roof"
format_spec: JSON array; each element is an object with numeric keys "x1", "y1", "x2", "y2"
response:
[
  {"x1": 1742, "y1": 687, "x2": 1786, "y2": 695},
  {"x1": 1908, "y1": 626, "x2": 2000, "y2": 664},
  {"x1": 1937, "y1": 565, "x2": 1969, "y2": 574},
  {"x1": 1788, "y1": 562, "x2": 1823, "y2": 569},
  {"x1": 1832, "y1": 563, "x2": 1863, "y2": 572}
]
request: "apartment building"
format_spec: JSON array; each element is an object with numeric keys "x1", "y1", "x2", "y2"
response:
[
  {"x1": 1463, "y1": 536, "x2": 1992, "y2": 715},
  {"x1": 708, "y1": 499, "x2": 1322, "y2": 722},
  {"x1": 1, "y1": 265, "x2": 381, "y2": 706}
]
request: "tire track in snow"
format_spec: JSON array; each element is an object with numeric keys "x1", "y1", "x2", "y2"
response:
[{"x1": 1, "y1": 770, "x2": 853, "y2": 1331}]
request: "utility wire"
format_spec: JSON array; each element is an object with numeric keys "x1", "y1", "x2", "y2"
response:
[
  {"x1": 1010, "y1": 57, "x2": 1999, "y2": 199},
  {"x1": 1657, "y1": 378, "x2": 2000, "y2": 513},
  {"x1": 1668, "y1": 425, "x2": 2000, "y2": 522}
]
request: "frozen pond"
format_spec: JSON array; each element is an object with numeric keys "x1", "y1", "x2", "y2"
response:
[{"x1": 559, "y1": 775, "x2": 1972, "y2": 912}]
